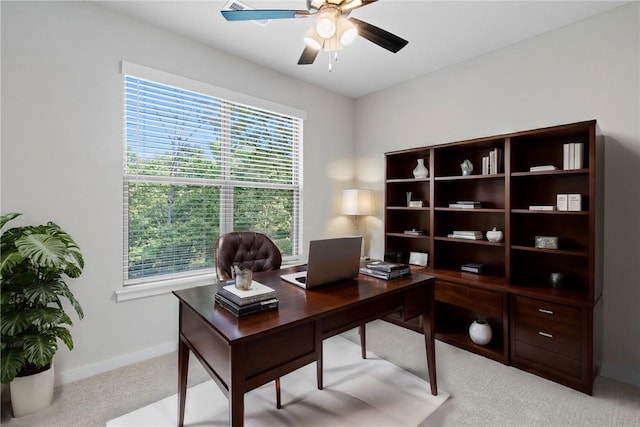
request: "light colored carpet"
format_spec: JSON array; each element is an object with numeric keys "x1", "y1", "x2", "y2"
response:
[
  {"x1": 106, "y1": 335, "x2": 449, "y2": 427},
  {"x1": 2, "y1": 320, "x2": 638, "y2": 427}
]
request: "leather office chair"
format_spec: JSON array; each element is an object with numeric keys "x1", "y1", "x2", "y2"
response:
[
  {"x1": 214, "y1": 231, "x2": 282, "y2": 281},
  {"x1": 214, "y1": 231, "x2": 284, "y2": 407}
]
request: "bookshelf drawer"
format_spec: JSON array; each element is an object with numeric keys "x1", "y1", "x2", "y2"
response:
[
  {"x1": 435, "y1": 279, "x2": 503, "y2": 316},
  {"x1": 514, "y1": 296, "x2": 581, "y2": 326},
  {"x1": 513, "y1": 340, "x2": 582, "y2": 378},
  {"x1": 513, "y1": 314, "x2": 581, "y2": 359}
]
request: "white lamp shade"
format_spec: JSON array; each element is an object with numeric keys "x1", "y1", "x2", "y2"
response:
[
  {"x1": 337, "y1": 17, "x2": 358, "y2": 45},
  {"x1": 315, "y1": 10, "x2": 337, "y2": 39},
  {"x1": 342, "y1": 189, "x2": 373, "y2": 216},
  {"x1": 304, "y1": 26, "x2": 323, "y2": 50}
]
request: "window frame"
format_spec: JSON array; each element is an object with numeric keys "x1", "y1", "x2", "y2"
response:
[{"x1": 116, "y1": 62, "x2": 305, "y2": 302}]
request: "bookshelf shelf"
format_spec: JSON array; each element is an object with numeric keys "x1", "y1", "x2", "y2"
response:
[
  {"x1": 511, "y1": 209, "x2": 589, "y2": 215},
  {"x1": 511, "y1": 245, "x2": 589, "y2": 257},
  {"x1": 384, "y1": 120, "x2": 602, "y2": 394}
]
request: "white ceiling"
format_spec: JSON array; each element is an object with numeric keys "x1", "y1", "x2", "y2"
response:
[{"x1": 95, "y1": 1, "x2": 627, "y2": 99}]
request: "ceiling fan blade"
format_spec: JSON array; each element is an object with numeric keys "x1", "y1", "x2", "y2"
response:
[
  {"x1": 298, "y1": 46, "x2": 320, "y2": 65},
  {"x1": 349, "y1": 17, "x2": 408, "y2": 53},
  {"x1": 221, "y1": 9, "x2": 310, "y2": 21}
]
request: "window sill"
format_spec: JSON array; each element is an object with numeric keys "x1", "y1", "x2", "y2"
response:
[
  {"x1": 115, "y1": 273, "x2": 216, "y2": 302},
  {"x1": 115, "y1": 258, "x2": 303, "y2": 302}
]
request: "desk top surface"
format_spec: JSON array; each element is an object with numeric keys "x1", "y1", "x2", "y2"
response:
[{"x1": 174, "y1": 265, "x2": 434, "y2": 342}]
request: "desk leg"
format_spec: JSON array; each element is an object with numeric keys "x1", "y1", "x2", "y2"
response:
[
  {"x1": 422, "y1": 309, "x2": 438, "y2": 396},
  {"x1": 317, "y1": 340, "x2": 323, "y2": 390},
  {"x1": 177, "y1": 336, "x2": 189, "y2": 427},
  {"x1": 229, "y1": 387, "x2": 244, "y2": 427}
]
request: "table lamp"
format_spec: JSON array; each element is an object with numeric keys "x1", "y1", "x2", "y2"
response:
[{"x1": 341, "y1": 189, "x2": 373, "y2": 232}]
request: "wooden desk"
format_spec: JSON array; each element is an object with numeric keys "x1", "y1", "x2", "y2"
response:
[{"x1": 173, "y1": 266, "x2": 437, "y2": 427}]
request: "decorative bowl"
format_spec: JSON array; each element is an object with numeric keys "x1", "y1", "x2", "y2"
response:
[{"x1": 486, "y1": 229, "x2": 503, "y2": 242}]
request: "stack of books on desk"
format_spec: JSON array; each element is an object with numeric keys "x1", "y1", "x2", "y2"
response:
[
  {"x1": 448, "y1": 230, "x2": 484, "y2": 240},
  {"x1": 214, "y1": 281, "x2": 278, "y2": 317},
  {"x1": 359, "y1": 260, "x2": 411, "y2": 280}
]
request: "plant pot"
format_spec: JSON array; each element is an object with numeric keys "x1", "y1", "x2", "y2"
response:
[
  {"x1": 469, "y1": 320, "x2": 492, "y2": 346},
  {"x1": 10, "y1": 364, "x2": 54, "y2": 417}
]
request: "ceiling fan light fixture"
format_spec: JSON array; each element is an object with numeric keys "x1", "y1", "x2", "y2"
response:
[
  {"x1": 324, "y1": 34, "x2": 343, "y2": 52},
  {"x1": 304, "y1": 26, "x2": 323, "y2": 50},
  {"x1": 337, "y1": 17, "x2": 357, "y2": 45},
  {"x1": 342, "y1": 0, "x2": 363, "y2": 11},
  {"x1": 315, "y1": 10, "x2": 337, "y2": 39}
]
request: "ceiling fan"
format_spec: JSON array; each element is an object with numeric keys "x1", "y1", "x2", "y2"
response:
[{"x1": 221, "y1": 0, "x2": 409, "y2": 67}]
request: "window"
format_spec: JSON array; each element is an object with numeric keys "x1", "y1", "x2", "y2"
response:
[{"x1": 122, "y1": 63, "x2": 303, "y2": 290}]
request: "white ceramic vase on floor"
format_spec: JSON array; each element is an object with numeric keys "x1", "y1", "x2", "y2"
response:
[
  {"x1": 10, "y1": 364, "x2": 54, "y2": 417},
  {"x1": 469, "y1": 320, "x2": 492, "y2": 346}
]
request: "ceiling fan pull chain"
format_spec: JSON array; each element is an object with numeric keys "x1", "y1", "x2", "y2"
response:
[{"x1": 328, "y1": 53, "x2": 332, "y2": 72}]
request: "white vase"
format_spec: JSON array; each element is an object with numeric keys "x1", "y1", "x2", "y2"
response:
[
  {"x1": 469, "y1": 320, "x2": 492, "y2": 346},
  {"x1": 10, "y1": 364, "x2": 54, "y2": 417},
  {"x1": 413, "y1": 158, "x2": 429, "y2": 178}
]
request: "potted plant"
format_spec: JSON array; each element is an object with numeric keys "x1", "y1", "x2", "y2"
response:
[{"x1": 0, "y1": 213, "x2": 84, "y2": 417}]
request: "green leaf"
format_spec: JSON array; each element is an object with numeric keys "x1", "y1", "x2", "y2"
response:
[
  {"x1": 58, "y1": 284, "x2": 84, "y2": 319},
  {"x1": 15, "y1": 234, "x2": 66, "y2": 269},
  {"x1": 0, "y1": 347, "x2": 24, "y2": 384},
  {"x1": 0, "y1": 251, "x2": 25, "y2": 277},
  {"x1": 0, "y1": 213, "x2": 21, "y2": 230},
  {"x1": 32, "y1": 307, "x2": 71, "y2": 331},
  {"x1": 0, "y1": 311, "x2": 32, "y2": 337},
  {"x1": 53, "y1": 327, "x2": 74, "y2": 351},
  {"x1": 22, "y1": 334, "x2": 57, "y2": 367},
  {"x1": 22, "y1": 282, "x2": 60, "y2": 306}
]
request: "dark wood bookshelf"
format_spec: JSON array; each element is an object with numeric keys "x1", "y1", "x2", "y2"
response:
[{"x1": 384, "y1": 120, "x2": 603, "y2": 394}]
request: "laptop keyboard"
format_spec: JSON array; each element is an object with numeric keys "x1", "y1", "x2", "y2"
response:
[{"x1": 296, "y1": 277, "x2": 306, "y2": 284}]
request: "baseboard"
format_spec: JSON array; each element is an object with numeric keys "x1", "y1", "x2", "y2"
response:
[
  {"x1": 600, "y1": 362, "x2": 640, "y2": 389},
  {"x1": 55, "y1": 341, "x2": 177, "y2": 387}
]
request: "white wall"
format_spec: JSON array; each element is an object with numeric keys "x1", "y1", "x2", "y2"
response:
[
  {"x1": 354, "y1": 3, "x2": 640, "y2": 387},
  {"x1": 1, "y1": 1, "x2": 355, "y2": 385},
  {"x1": 3, "y1": 1, "x2": 638, "y2": 390}
]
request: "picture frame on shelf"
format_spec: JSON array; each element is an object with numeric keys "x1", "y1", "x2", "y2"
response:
[{"x1": 409, "y1": 251, "x2": 428, "y2": 266}]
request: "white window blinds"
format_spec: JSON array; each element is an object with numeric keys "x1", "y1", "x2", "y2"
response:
[{"x1": 123, "y1": 68, "x2": 303, "y2": 285}]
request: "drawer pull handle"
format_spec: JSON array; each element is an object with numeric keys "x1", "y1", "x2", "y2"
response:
[
  {"x1": 538, "y1": 308, "x2": 554, "y2": 315},
  {"x1": 538, "y1": 331, "x2": 553, "y2": 338}
]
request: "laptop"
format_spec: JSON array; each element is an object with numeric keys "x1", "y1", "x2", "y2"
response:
[{"x1": 281, "y1": 236, "x2": 362, "y2": 289}]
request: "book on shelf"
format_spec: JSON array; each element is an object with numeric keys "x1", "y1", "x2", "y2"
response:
[
  {"x1": 557, "y1": 194, "x2": 568, "y2": 211},
  {"x1": 530, "y1": 165, "x2": 558, "y2": 172},
  {"x1": 448, "y1": 230, "x2": 484, "y2": 240},
  {"x1": 403, "y1": 229, "x2": 423, "y2": 236},
  {"x1": 359, "y1": 266, "x2": 411, "y2": 280},
  {"x1": 214, "y1": 292, "x2": 278, "y2": 317},
  {"x1": 449, "y1": 202, "x2": 481, "y2": 209},
  {"x1": 481, "y1": 148, "x2": 502, "y2": 175},
  {"x1": 563, "y1": 142, "x2": 584, "y2": 170},
  {"x1": 528, "y1": 205, "x2": 556, "y2": 211},
  {"x1": 448, "y1": 233, "x2": 483, "y2": 240},
  {"x1": 218, "y1": 281, "x2": 276, "y2": 306},
  {"x1": 568, "y1": 193, "x2": 583, "y2": 211},
  {"x1": 452, "y1": 230, "x2": 484, "y2": 237},
  {"x1": 461, "y1": 263, "x2": 485, "y2": 274},
  {"x1": 366, "y1": 260, "x2": 410, "y2": 272}
]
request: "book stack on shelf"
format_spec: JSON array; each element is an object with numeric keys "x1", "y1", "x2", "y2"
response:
[
  {"x1": 214, "y1": 281, "x2": 278, "y2": 317},
  {"x1": 563, "y1": 142, "x2": 584, "y2": 170},
  {"x1": 447, "y1": 230, "x2": 484, "y2": 240},
  {"x1": 448, "y1": 200, "x2": 482, "y2": 209},
  {"x1": 529, "y1": 165, "x2": 558, "y2": 172},
  {"x1": 481, "y1": 148, "x2": 502, "y2": 175},
  {"x1": 359, "y1": 260, "x2": 411, "y2": 280}
]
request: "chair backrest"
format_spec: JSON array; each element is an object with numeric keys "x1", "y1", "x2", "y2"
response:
[{"x1": 214, "y1": 231, "x2": 282, "y2": 280}]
